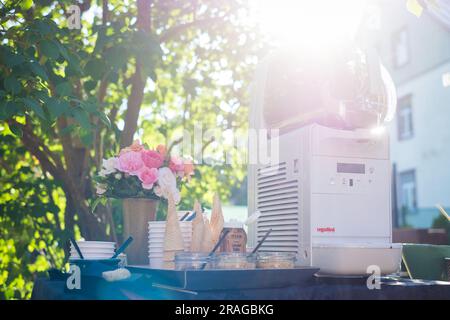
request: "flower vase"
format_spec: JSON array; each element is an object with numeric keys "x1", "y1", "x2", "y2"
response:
[{"x1": 122, "y1": 198, "x2": 158, "y2": 265}]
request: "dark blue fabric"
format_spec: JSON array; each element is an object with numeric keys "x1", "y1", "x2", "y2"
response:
[{"x1": 31, "y1": 275, "x2": 450, "y2": 300}]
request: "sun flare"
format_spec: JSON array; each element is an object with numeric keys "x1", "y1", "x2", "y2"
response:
[{"x1": 252, "y1": 0, "x2": 366, "y2": 49}]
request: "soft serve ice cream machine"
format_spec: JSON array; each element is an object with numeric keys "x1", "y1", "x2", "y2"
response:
[{"x1": 248, "y1": 47, "x2": 403, "y2": 275}]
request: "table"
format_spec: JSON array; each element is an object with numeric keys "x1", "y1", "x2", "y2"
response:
[{"x1": 31, "y1": 274, "x2": 450, "y2": 300}]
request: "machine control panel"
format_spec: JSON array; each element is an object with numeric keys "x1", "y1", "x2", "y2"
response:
[
  {"x1": 311, "y1": 155, "x2": 391, "y2": 238},
  {"x1": 311, "y1": 156, "x2": 387, "y2": 195}
]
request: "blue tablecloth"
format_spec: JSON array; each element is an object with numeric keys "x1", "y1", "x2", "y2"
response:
[{"x1": 31, "y1": 274, "x2": 450, "y2": 300}]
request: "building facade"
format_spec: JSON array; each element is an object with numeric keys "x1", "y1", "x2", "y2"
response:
[{"x1": 375, "y1": 0, "x2": 450, "y2": 227}]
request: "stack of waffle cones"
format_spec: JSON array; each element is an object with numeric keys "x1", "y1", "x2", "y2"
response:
[
  {"x1": 163, "y1": 195, "x2": 184, "y2": 268},
  {"x1": 186, "y1": 193, "x2": 225, "y2": 253}
]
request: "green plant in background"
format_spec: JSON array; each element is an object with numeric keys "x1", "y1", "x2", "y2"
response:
[
  {"x1": 0, "y1": 135, "x2": 67, "y2": 299},
  {"x1": 0, "y1": 0, "x2": 262, "y2": 299},
  {"x1": 432, "y1": 213, "x2": 450, "y2": 245}
]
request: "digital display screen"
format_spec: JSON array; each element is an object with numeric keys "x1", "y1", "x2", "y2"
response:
[{"x1": 337, "y1": 163, "x2": 365, "y2": 174}]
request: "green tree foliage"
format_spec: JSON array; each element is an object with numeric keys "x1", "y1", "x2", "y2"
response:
[{"x1": 0, "y1": 0, "x2": 261, "y2": 298}]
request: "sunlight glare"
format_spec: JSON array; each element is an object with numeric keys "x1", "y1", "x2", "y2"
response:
[{"x1": 253, "y1": 0, "x2": 365, "y2": 49}]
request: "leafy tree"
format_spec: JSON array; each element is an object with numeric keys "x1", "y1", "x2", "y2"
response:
[{"x1": 0, "y1": 0, "x2": 261, "y2": 298}]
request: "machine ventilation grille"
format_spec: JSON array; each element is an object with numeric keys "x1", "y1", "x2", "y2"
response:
[{"x1": 256, "y1": 162, "x2": 299, "y2": 254}]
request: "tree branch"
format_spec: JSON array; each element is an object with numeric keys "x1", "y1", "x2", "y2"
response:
[
  {"x1": 120, "y1": 0, "x2": 152, "y2": 148},
  {"x1": 159, "y1": 17, "x2": 222, "y2": 43},
  {"x1": 13, "y1": 119, "x2": 106, "y2": 239},
  {"x1": 17, "y1": 122, "x2": 65, "y2": 181}
]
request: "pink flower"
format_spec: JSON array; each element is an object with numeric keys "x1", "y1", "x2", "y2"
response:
[
  {"x1": 119, "y1": 140, "x2": 144, "y2": 155},
  {"x1": 138, "y1": 167, "x2": 158, "y2": 190},
  {"x1": 141, "y1": 150, "x2": 164, "y2": 169},
  {"x1": 156, "y1": 144, "x2": 167, "y2": 157},
  {"x1": 169, "y1": 156, "x2": 184, "y2": 175},
  {"x1": 183, "y1": 159, "x2": 195, "y2": 179},
  {"x1": 116, "y1": 151, "x2": 144, "y2": 175}
]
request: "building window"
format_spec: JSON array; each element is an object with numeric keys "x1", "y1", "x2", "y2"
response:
[
  {"x1": 397, "y1": 95, "x2": 414, "y2": 140},
  {"x1": 392, "y1": 28, "x2": 409, "y2": 68},
  {"x1": 399, "y1": 169, "x2": 417, "y2": 212}
]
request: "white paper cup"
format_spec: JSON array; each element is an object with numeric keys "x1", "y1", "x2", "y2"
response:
[
  {"x1": 148, "y1": 234, "x2": 191, "y2": 239},
  {"x1": 149, "y1": 259, "x2": 164, "y2": 269},
  {"x1": 148, "y1": 245, "x2": 164, "y2": 249},
  {"x1": 148, "y1": 221, "x2": 192, "y2": 227}
]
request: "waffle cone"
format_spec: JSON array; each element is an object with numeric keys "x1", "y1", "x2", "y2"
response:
[
  {"x1": 191, "y1": 200, "x2": 204, "y2": 252},
  {"x1": 210, "y1": 193, "x2": 224, "y2": 244},
  {"x1": 200, "y1": 216, "x2": 214, "y2": 252},
  {"x1": 163, "y1": 195, "x2": 184, "y2": 255}
]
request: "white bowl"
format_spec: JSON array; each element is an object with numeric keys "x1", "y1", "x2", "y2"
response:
[
  {"x1": 312, "y1": 243, "x2": 403, "y2": 276},
  {"x1": 70, "y1": 254, "x2": 113, "y2": 260},
  {"x1": 70, "y1": 251, "x2": 113, "y2": 255},
  {"x1": 74, "y1": 241, "x2": 115, "y2": 246},
  {"x1": 72, "y1": 243, "x2": 115, "y2": 249},
  {"x1": 70, "y1": 248, "x2": 114, "y2": 254},
  {"x1": 70, "y1": 252, "x2": 114, "y2": 257}
]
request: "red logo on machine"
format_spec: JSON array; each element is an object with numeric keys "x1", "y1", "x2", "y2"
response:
[{"x1": 317, "y1": 227, "x2": 335, "y2": 233}]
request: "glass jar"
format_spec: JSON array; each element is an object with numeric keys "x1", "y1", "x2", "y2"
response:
[
  {"x1": 174, "y1": 252, "x2": 210, "y2": 270},
  {"x1": 212, "y1": 253, "x2": 256, "y2": 270},
  {"x1": 256, "y1": 252, "x2": 296, "y2": 269}
]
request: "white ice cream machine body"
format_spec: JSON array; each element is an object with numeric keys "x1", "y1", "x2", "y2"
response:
[{"x1": 248, "y1": 48, "x2": 402, "y2": 275}]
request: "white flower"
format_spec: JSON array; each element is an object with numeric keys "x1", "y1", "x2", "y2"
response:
[
  {"x1": 96, "y1": 184, "x2": 107, "y2": 195},
  {"x1": 156, "y1": 167, "x2": 181, "y2": 204},
  {"x1": 114, "y1": 173, "x2": 122, "y2": 180},
  {"x1": 154, "y1": 185, "x2": 162, "y2": 197},
  {"x1": 99, "y1": 157, "x2": 118, "y2": 177}
]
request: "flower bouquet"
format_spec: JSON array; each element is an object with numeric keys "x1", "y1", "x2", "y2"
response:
[
  {"x1": 93, "y1": 140, "x2": 194, "y2": 265},
  {"x1": 94, "y1": 140, "x2": 194, "y2": 204}
]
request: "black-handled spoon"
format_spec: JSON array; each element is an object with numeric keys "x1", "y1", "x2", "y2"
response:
[
  {"x1": 179, "y1": 212, "x2": 191, "y2": 221},
  {"x1": 111, "y1": 236, "x2": 133, "y2": 259},
  {"x1": 70, "y1": 238, "x2": 84, "y2": 260},
  {"x1": 200, "y1": 229, "x2": 231, "y2": 270},
  {"x1": 250, "y1": 228, "x2": 272, "y2": 255}
]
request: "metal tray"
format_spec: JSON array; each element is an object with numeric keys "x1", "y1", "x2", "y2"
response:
[{"x1": 127, "y1": 266, "x2": 319, "y2": 291}]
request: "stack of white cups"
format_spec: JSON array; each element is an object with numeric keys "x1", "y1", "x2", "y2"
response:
[{"x1": 148, "y1": 212, "x2": 192, "y2": 268}]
